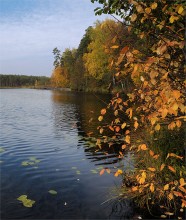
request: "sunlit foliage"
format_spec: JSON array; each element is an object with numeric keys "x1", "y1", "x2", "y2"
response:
[{"x1": 91, "y1": 0, "x2": 185, "y2": 218}]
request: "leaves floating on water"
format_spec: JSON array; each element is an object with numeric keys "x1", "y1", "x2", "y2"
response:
[
  {"x1": 21, "y1": 157, "x2": 41, "y2": 167},
  {"x1": 17, "y1": 195, "x2": 27, "y2": 201},
  {"x1": 0, "y1": 147, "x2": 5, "y2": 153},
  {"x1": 90, "y1": 169, "x2": 98, "y2": 174},
  {"x1": 76, "y1": 170, "x2": 81, "y2": 175},
  {"x1": 17, "y1": 195, "x2": 35, "y2": 208},
  {"x1": 71, "y1": 167, "x2": 77, "y2": 169},
  {"x1": 48, "y1": 190, "x2": 57, "y2": 195},
  {"x1": 21, "y1": 161, "x2": 30, "y2": 166}
]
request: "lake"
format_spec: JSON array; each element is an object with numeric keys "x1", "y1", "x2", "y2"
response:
[{"x1": 0, "y1": 89, "x2": 134, "y2": 219}]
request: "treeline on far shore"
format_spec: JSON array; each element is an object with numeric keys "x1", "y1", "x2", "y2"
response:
[{"x1": 0, "y1": 74, "x2": 50, "y2": 88}]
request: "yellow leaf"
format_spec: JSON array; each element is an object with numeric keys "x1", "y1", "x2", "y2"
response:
[
  {"x1": 126, "y1": 108, "x2": 133, "y2": 119},
  {"x1": 140, "y1": 76, "x2": 144, "y2": 82},
  {"x1": 148, "y1": 167, "x2": 156, "y2": 172},
  {"x1": 101, "y1": 108, "x2": 106, "y2": 115},
  {"x1": 121, "y1": 123, "x2": 127, "y2": 129},
  {"x1": 153, "y1": 154, "x2": 159, "y2": 159},
  {"x1": 131, "y1": 14, "x2": 137, "y2": 22},
  {"x1": 177, "y1": 6, "x2": 184, "y2": 14},
  {"x1": 150, "y1": 117, "x2": 157, "y2": 125},
  {"x1": 149, "y1": 150, "x2": 154, "y2": 156},
  {"x1": 168, "y1": 193, "x2": 174, "y2": 200},
  {"x1": 150, "y1": 183, "x2": 154, "y2": 192},
  {"x1": 176, "y1": 120, "x2": 182, "y2": 128},
  {"x1": 160, "y1": 163, "x2": 165, "y2": 171},
  {"x1": 145, "y1": 7, "x2": 151, "y2": 14},
  {"x1": 179, "y1": 186, "x2": 186, "y2": 194},
  {"x1": 168, "y1": 165, "x2": 176, "y2": 173},
  {"x1": 172, "y1": 102, "x2": 178, "y2": 111},
  {"x1": 114, "y1": 171, "x2": 119, "y2": 177},
  {"x1": 134, "y1": 121, "x2": 139, "y2": 129},
  {"x1": 109, "y1": 126, "x2": 114, "y2": 131},
  {"x1": 136, "y1": 5, "x2": 143, "y2": 13},
  {"x1": 173, "y1": 191, "x2": 183, "y2": 197},
  {"x1": 139, "y1": 176, "x2": 145, "y2": 184},
  {"x1": 170, "y1": 15, "x2": 179, "y2": 23},
  {"x1": 180, "y1": 178, "x2": 185, "y2": 186},
  {"x1": 115, "y1": 118, "x2": 120, "y2": 124},
  {"x1": 125, "y1": 135, "x2": 130, "y2": 144},
  {"x1": 114, "y1": 110, "x2": 118, "y2": 116},
  {"x1": 140, "y1": 144, "x2": 148, "y2": 150},
  {"x1": 120, "y1": 46, "x2": 129, "y2": 54},
  {"x1": 99, "y1": 128, "x2": 104, "y2": 134},
  {"x1": 111, "y1": 45, "x2": 119, "y2": 49},
  {"x1": 169, "y1": 153, "x2": 183, "y2": 160},
  {"x1": 115, "y1": 126, "x2": 120, "y2": 133},
  {"x1": 118, "y1": 169, "x2": 123, "y2": 175},
  {"x1": 131, "y1": 186, "x2": 138, "y2": 191},
  {"x1": 151, "y1": 2, "x2": 157, "y2": 10},
  {"x1": 98, "y1": 116, "x2": 103, "y2": 121},
  {"x1": 122, "y1": 144, "x2": 127, "y2": 150},
  {"x1": 99, "y1": 169, "x2": 105, "y2": 175},
  {"x1": 117, "y1": 98, "x2": 122, "y2": 104},
  {"x1": 155, "y1": 123, "x2": 161, "y2": 131},
  {"x1": 168, "y1": 122, "x2": 176, "y2": 130},
  {"x1": 161, "y1": 108, "x2": 168, "y2": 118},
  {"x1": 164, "y1": 184, "x2": 169, "y2": 191},
  {"x1": 142, "y1": 171, "x2": 146, "y2": 178}
]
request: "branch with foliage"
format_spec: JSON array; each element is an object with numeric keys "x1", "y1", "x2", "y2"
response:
[{"x1": 91, "y1": 0, "x2": 185, "y2": 218}]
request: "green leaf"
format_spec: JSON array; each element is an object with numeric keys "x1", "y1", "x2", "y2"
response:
[
  {"x1": 0, "y1": 147, "x2": 5, "y2": 153},
  {"x1": 48, "y1": 190, "x2": 57, "y2": 195},
  {"x1": 22, "y1": 199, "x2": 35, "y2": 208},
  {"x1": 91, "y1": 169, "x2": 98, "y2": 174},
  {"x1": 17, "y1": 195, "x2": 27, "y2": 201},
  {"x1": 17, "y1": 195, "x2": 35, "y2": 208},
  {"x1": 71, "y1": 167, "x2": 77, "y2": 169},
  {"x1": 21, "y1": 161, "x2": 29, "y2": 166}
]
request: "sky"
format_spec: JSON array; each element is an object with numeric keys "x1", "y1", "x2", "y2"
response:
[{"x1": 0, "y1": 0, "x2": 109, "y2": 76}]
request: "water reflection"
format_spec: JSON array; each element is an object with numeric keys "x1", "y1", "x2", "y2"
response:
[{"x1": 51, "y1": 91, "x2": 121, "y2": 166}]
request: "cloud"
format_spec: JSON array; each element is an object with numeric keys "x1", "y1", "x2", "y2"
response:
[{"x1": 0, "y1": 0, "x2": 109, "y2": 75}]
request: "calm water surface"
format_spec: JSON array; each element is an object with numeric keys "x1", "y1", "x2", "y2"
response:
[{"x1": 0, "y1": 89, "x2": 134, "y2": 219}]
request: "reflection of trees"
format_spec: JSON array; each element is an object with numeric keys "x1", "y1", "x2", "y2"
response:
[{"x1": 51, "y1": 91, "x2": 121, "y2": 166}]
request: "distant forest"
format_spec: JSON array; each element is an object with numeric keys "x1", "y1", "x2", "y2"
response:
[{"x1": 0, "y1": 74, "x2": 50, "y2": 88}]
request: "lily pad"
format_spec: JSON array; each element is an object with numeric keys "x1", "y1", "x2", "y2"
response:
[
  {"x1": 71, "y1": 167, "x2": 77, "y2": 169},
  {"x1": 0, "y1": 147, "x2": 5, "y2": 153},
  {"x1": 76, "y1": 170, "x2": 81, "y2": 175},
  {"x1": 21, "y1": 157, "x2": 41, "y2": 167},
  {"x1": 17, "y1": 195, "x2": 27, "y2": 201},
  {"x1": 23, "y1": 199, "x2": 35, "y2": 208},
  {"x1": 48, "y1": 190, "x2": 57, "y2": 195},
  {"x1": 21, "y1": 161, "x2": 29, "y2": 166},
  {"x1": 28, "y1": 162, "x2": 35, "y2": 165},
  {"x1": 17, "y1": 195, "x2": 35, "y2": 208},
  {"x1": 91, "y1": 169, "x2": 98, "y2": 174}
]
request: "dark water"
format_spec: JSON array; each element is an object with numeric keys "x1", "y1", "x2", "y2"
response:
[{"x1": 0, "y1": 89, "x2": 134, "y2": 219}]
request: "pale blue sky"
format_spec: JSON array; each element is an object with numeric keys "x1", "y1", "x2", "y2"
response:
[{"x1": 0, "y1": 0, "x2": 109, "y2": 76}]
